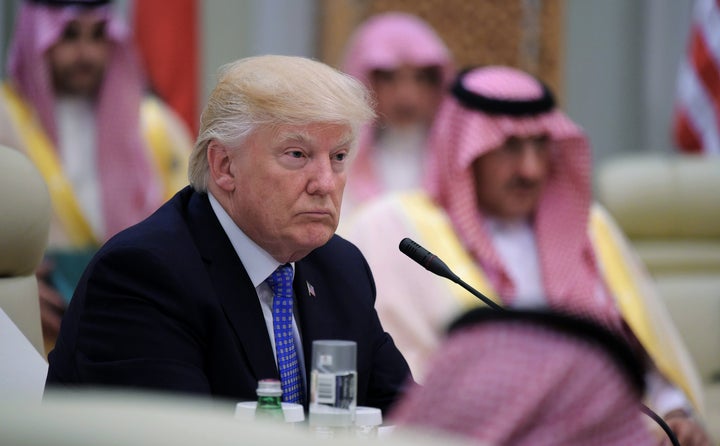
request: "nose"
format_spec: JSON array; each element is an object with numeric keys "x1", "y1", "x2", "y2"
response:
[
  {"x1": 394, "y1": 75, "x2": 423, "y2": 103},
  {"x1": 517, "y1": 142, "x2": 547, "y2": 179},
  {"x1": 306, "y1": 158, "x2": 339, "y2": 195},
  {"x1": 77, "y1": 37, "x2": 104, "y2": 62}
]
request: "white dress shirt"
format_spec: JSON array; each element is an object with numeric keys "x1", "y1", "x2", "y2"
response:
[
  {"x1": 485, "y1": 217, "x2": 544, "y2": 308},
  {"x1": 208, "y1": 193, "x2": 307, "y2": 386},
  {"x1": 56, "y1": 96, "x2": 104, "y2": 237}
]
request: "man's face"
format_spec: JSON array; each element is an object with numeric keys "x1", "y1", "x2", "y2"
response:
[
  {"x1": 370, "y1": 65, "x2": 443, "y2": 129},
  {"x1": 46, "y1": 12, "x2": 110, "y2": 96},
  {"x1": 473, "y1": 135, "x2": 552, "y2": 221},
  {"x1": 220, "y1": 123, "x2": 352, "y2": 263}
]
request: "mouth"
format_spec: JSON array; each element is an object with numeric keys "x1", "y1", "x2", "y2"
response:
[
  {"x1": 69, "y1": 63, "x2": 100, "y2": 76},
  {"x1": 298, "y1": 210, "x2": 335, "y2": 219},
  {"x1": 505, "y1": 186, "x2": 542, "y2": 204},
  {"x1": 507, "y1": 179, "x2": 542, "y2": 193},
  {"x1": 512, "y1": 185, "x2": 538, "y2": 192}
]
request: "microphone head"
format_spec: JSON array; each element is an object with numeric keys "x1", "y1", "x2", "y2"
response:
[
  {"x1": 399, "y1": 238, "x2": 451, "y2": 279},
  {"x1": 398, "y1": 237, "x2": 502, "y2": 311},
  {"x1": 399, "y1": 238, "x2": 423, "y2": 259}
]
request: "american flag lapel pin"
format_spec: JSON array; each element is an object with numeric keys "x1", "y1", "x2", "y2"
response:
[{"x1": 306, "y1": 281, "x2": 316, "y2": 297}]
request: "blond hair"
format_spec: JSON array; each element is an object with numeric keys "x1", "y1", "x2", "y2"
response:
[{"x1": 189, "y1": 55, "x2": 375, "y2": 191}]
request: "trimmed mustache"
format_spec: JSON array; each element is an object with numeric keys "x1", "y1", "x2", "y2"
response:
[
  {"x1": 63, "y1": 62, "x2": 103, "y2": 76},
  {"x1": 507, "y1": 176, "x2": 542, "y2": 190},
  {"x1": 390, "y1": 104, "x2": 423, "y2": 119}
]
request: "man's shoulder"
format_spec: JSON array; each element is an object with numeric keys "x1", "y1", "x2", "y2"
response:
[
  {"x1": 347, "y1": 189, "x2": 440, "y2": 224},
  {"x1": 101, "y1": 187, "x2": 199, "y2": 251},
  {"x1": 139, "y1": 94, "x2": 173, "y2": 114},
  {"x1": 340, "y1": 189, "x2": 445, "y2": 246},
  {"x1": 0, "y1": 82, "x2": 34, "y2": 151},
  {"x1": 301, "y1": 235, "x2": 368, "y2": 274},
  {"x1": 312, "y1": 234, "x2": 363, "y2": 259},
  {"x1": 139, "y1": 95, "x2": 190, "y2": 134},
  {"x1": 588, "y1": 202, "x2": 623, "y2": 237},
  {"x1": 299, "y1": 235, "x2": 375, "y2": 296}
]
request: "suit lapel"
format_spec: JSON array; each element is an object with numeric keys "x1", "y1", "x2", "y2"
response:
[
  {"x1": 294, "y1": 260, "x2": 340, "y2": 380},
  {"x1": 185, "y1": 191, "x2": 278, "y2": 382}
]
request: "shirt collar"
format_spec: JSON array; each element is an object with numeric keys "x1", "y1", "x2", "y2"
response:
[
  {"x1": 484, "y1": 215, "x2": 532, "y2": 235},
  {"x1": 208, "y1": 192, "x2": 294, "y2": 287}
]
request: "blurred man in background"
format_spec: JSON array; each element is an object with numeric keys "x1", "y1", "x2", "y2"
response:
[
  {"x1": 345, "y1": 65, "x2": 712, "y2": 445},
  {"x1": 0, "y1": 0, "x2": 192, "y2": 352},
  {"x1": 340, "y1": 12, "x2": 454, "y2": 215}
]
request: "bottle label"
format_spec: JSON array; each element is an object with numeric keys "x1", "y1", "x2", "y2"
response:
[{"x1": 313, "y1": 371, "x2": 356, "y2": 409}]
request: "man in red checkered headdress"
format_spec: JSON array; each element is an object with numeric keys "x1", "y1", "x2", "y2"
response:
[
  {"x1": 0, "y1": 0, "x2": 193, "y2": 352},
  {"x1": 340, "y1": 12, "x2": 454, "y2": 216},
  {"x1": 344, "y1": 65, "x2": 712, "y2": 445}
]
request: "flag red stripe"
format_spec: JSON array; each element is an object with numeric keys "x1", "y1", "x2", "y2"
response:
[
  {"x1": 690, "y1": 27, "x2": 720, "y2": 120},
  {"x1": 673, "y1": 108, "x2": 704, "y2": 153},
  {"x1": 674, "y1": 5, "x2": 720, "y2": 155},
  {"x1": 133, "y1": 0, "x2": 199, "y2": 134}
]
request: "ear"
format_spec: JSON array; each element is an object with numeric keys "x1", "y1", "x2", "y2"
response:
[{"x1": 207, "y1": 141, "x2": 235, "y2": 192}]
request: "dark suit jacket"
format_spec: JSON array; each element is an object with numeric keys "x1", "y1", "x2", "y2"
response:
[{"x1": 46, "y1": 187, "x2": 412, "y2": 412}]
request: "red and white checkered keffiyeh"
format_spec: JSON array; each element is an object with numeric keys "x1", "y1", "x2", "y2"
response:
[
  {"x1": 424, "y1": 66, "x2": 620, "y2": 326},
  {"x1": 8, "y1": 2, "x2": 161, "y2": 241},
  {"x1": 389, "y1": 314, "x2": 656, "y2": 446},
  {"x1": 341, "y1": 12, "x2": 454, "y2": 204}
]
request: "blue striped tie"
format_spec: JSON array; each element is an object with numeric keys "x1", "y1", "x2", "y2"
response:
[{"x1": 266, "y1": 264, "x2": 304, "y2": 403}]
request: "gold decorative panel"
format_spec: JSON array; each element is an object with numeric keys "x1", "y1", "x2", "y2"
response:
[{"x1": 318, "y1": 0, "x2": 565, "y2": 100}]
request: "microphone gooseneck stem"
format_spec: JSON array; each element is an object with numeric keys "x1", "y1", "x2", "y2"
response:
[
  {"x1": 398, "y1": 238, "x2": 503, "y2": 312},
  {"x1": 452, "y1": 275, "x2": 504, "y2": 311},
  {"x1": 640, "y1": 404, "x2": 680, "y2": 446}
]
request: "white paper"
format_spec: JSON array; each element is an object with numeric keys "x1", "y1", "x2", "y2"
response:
[{"x1": 0, "y1": 308, "x2": 48, "y2": 402}]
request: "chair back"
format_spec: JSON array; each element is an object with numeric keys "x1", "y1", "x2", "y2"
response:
[{"x1": 0, "y1": 145, "x2": 51, "y2": 355}]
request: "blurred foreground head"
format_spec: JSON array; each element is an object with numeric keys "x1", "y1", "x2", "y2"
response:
[{"x1": 390, "y1": 308, "x2": 656, "y2": 446}]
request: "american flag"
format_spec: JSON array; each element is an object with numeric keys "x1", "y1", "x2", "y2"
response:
[{"x1": 673, "y1": 0, "x2": 720, "y2": 155}]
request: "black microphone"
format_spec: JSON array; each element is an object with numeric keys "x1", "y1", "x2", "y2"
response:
[{"x1": 399, "y1": 238, "x2": 503, "y2": 311}]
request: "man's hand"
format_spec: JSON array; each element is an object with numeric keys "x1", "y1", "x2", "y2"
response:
[
  {"x1": 662, "y1": 410, "x2": 713, "y2": 446},
  {"x1": 36, "y1": 260, "x2": 65, "y2": 347}
]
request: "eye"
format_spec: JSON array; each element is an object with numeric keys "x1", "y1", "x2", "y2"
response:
[
  {"x1": 332, "y1": 152, "x2": 348, "y2": 162},
  {"x1": 288, "y1": 150, "x2": 305, "y2": 159},
  {"x1": 533, "y1": 134, "x2": 550, "y2": 145},
  {"x1": 415, "y1": 67, "x2": 442, "y2": 87},
  {"x1": 61, "y1": 23, "x2": 81, "y2": 42},
  {"x1": 531, "y1": 135, "x2": 551, "y2": 153},
  {"x1": 503, "y1": 137, "x2": 523, "y2": 155},
  {"x1": 92, "y1": 22, "x2": 108, "y2": 41},
  {"x1": 371, "y1": 69, "x2": 396, "y2": 85},
  {"x1": 278, "y1": 148, "x2": 308, "y2": 169}
]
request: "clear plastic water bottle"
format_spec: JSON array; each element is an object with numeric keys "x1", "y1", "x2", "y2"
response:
[
  {"x1": 255, "y1": 379, "x2": 284, "y2": 422},
  {"x1": 309, "y1": 340, "x2": 357, "y2": 437}
]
